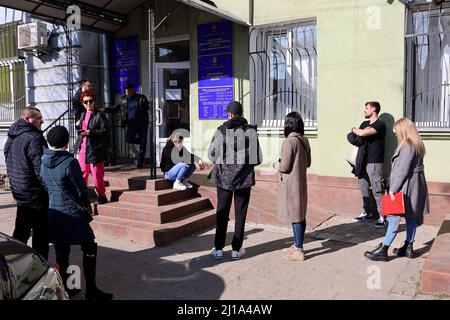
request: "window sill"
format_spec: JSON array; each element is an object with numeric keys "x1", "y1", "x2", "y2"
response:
[
  {"x1": 418, "y1": 130, "x2": 450, "y2": 140},
  {"x1": 257, "y1": 127, "x2": 318, "y2": 137}
]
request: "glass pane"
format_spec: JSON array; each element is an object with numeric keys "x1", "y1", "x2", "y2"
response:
[
  {"x1": 408, "y1": 8, "x2": 450, "y2": 128},
  {"x1": 158, "y1": 68, "x2": 190, "y2": 138},
  {"x1": 156, "y1": 41, "x2": 189, "y2": 63},
  {"x1": 6, "y1": 253, "x2": 48, "y2": 299}
]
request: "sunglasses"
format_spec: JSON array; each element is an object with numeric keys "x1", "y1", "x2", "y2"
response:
[{"x1": 83, "y1": 99, "x2": 94, "y2": 105}]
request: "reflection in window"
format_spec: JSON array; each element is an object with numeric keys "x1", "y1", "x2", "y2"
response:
[{"x1": 250, "y1": 20, "x2": 317, "y2": 129}]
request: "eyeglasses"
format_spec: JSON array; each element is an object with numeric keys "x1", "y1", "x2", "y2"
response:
[{"x1": 83, "y1": 99, "x2": 94, "y2": 105}]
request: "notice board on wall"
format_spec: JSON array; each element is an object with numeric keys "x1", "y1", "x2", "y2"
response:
[{"x1": 197, "y1": 20, "x2": 233, "y2": 120}]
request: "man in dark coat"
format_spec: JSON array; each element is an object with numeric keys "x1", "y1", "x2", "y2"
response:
[
  {"x1": 72, "y1": 79, "x2": 93, "y2": 122},
  {"x1": 4, "y1": 106, "x2": 49, "y2": 259},
  {"x1": 108, "y1": 83, "x2": 149, "y2": 168},
  {"x1": 208, "y1": 101, "x2": 263, "y2": 260}
]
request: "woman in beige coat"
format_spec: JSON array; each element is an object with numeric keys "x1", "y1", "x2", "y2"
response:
[{"x1": 277, "y1": 112, "x2": 311, "y2": 261}]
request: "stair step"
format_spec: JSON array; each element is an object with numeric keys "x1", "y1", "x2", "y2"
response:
[
  {"x1": 110, "y1": 187, "x2": 200, "y2": 206},
  {"x1": 153, "y1": 209, "x2": 216, "y2": 246},
  {"x1": 88, "y1": 186, "x2": 128, "y2": 201},
  {"x1": 128, "y1": 177, "x2": 174, "y2": 191},
  {"x1": 95, "y1": 197, "x2": 213, "y2": 223},
  {"x1": 94, "y1": 174, "x2": 172, "y2": 191},
  {"x1": 91, "y1": 208, "x2": 216, "y2": 246},
  {"x1": 91, "y1": 216, "x2": 157, "y2": 245}
]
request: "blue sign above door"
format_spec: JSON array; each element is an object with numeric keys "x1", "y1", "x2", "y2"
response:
[{"x1": 197, "y1": 20, "x2": 233, "y2": 120}]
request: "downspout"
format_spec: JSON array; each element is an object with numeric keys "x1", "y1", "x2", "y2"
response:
[
  {"x1": 100, "y1": 34, "x2": 111, "y2": 108},
  {"x1": 249, "y1": 0, "x2": 254, "y2": 26}
]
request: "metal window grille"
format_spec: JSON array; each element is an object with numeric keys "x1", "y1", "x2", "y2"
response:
[
  {"x1": 405, "y1": 3, "x2": 450, "y2": 131},
  {"x1": 249, "y1": 19, "x2": 317, "y2": 130},
  {"x1": 0, "y1": 21, "x2": 26, "y2": 122}
]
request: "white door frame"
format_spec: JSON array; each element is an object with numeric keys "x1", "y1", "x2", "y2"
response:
[{"x1": 155, "y1": 62, "x2": 191, "y2": 166}]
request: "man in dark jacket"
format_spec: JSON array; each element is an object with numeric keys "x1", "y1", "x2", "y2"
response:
[
  {"x1": 348, "y1": 101, "x2": 386, "y2": 228},
  {"x1": 72, "y1": 79, "x2": 93, "y2": 122},
  {"x1": 4, "y1": 106, "x2": 49, "y2": 259},
  {"x1": 109, "y1": 83, "x2": 149, "y2": 168},
  {"x1": 208, "y1": 101, "x2": 263, "y2": 260}
]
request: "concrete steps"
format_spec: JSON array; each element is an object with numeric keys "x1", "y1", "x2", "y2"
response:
[
  {"x1": 91, "y1": 208, "x2": 216, "y2": 246},
  {"x1": 90, "y1": 173, "x2": 216, "y2": 246},
  {"x1": 95, "y1": 197, "x2": 213, "y2": 224}
]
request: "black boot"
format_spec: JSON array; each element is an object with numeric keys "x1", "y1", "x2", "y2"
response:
[
  {"x1": 83, "y1": 242, "x2": 113, "y2": 301},
  {"x1": 393, "y1": 241, "x2": 418, "y2": 259},
  {"x1": 55, "y1": 245, "x2": 81, "y2": 299},
  {"x1": 364, "y1": 243, "x2": 389, "y2": 262}
]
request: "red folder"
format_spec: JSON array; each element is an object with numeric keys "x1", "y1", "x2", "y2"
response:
[{"x1": 381, "y1": 192, "x2": 405, "y2": 216}]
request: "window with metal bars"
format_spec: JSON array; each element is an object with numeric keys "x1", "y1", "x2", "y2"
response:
[
  {"x1": 0, "y1": 21, "x2": 26, "y2": 122},
  {"x1": 405, "y1": 4, "x2": 450, "y2": 131},
  {"x1": 249, "y1": 19, "x2": 317, "y2": 130}
]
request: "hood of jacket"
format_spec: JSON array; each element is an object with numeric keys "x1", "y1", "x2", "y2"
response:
[
  {"x1": 7, "y1": 119, "x2": 42, "y2": 139},
  {"x1": 220, "y1": 116, "x2": 251, "y2": 130},
  {"x1": 41, "y1": 149, "x2": 73, "y2": 169}
]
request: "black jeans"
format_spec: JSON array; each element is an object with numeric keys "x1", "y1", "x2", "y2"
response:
[
  {"x1": 13, "y1": 206, "x2": 49, "y2": 260},
  {"x1": 54, "y1": 241, "x2": 98, "y2": 293},
  {"x1": 126, "y1": 123, "x2": 148, "y2": 163},
  {"x1": 214, "y1": 187, "x2": 251, "y2": 252}
]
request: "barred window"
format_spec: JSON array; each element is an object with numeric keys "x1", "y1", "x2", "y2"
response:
[
  {"x1": 405, "y1": 4, "x2": 450, "y2": 131},
  {"x1": 250, "y1": 19, "x2": 317, "y2": 130}
]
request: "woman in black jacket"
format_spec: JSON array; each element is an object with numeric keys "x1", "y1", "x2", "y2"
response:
[
  {"x1": 160, "y1": 132, "x2": 204, "y2": 190},
  {"x1": 74, "y1": 91, "x2": 109, "y2": 204}
]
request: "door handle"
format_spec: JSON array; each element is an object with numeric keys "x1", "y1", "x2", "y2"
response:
[{"x1": 156, "y1": 108, "x2": 163, "y2": 126}]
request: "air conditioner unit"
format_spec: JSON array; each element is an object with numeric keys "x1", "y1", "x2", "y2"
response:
[{"x1": 17, "y1": 22, "x2": 48, "y2": 50}]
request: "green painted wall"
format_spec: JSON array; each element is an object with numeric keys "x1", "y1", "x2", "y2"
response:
[
  {"x1": 118, "y1": 0, "x2": 450, "y2": 183},
  {"x1": 188, "y1": 10, "x2": 251, "y2": 165}
]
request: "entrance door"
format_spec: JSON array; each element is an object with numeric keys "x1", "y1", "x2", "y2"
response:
[{"x1": 155, "y1": 62, "x2": 190, "y2": 166}]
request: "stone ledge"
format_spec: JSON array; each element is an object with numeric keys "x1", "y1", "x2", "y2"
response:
[{"x1": 421, "y1": 220, "x2": 450, "y2": 294}]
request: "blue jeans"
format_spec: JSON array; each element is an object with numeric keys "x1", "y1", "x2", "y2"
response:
[
  {"x1": 164, "y1": 163, "x2": 196, "y2": 181},
  {"x1": 292, "y1": 220, "x2": 306, "y2": 251},
  {"x1": 383, "y1": 215, "x2": 417, "y2": 247}
]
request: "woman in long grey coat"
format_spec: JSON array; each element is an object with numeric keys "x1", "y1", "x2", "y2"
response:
[
  {"x1": 365, "y1": 117, "x2": 430, "y2": 262},
  {"x1": 277, "y1": 112, "x2": 311, "y2": 261}
]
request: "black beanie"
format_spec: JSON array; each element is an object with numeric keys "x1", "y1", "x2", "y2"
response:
[
  {"x1": 226, "y1": 101, "x2": 243, "y2": 116},
  {"x1": 47, "y1": 126, "x2": 69, "y2": 149}
]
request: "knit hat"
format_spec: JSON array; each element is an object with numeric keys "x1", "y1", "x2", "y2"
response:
[
  {"x1": 47, "y1": 126, "x2": 69, "y2": 149},
  {"x1": 226, "y1": 101, "x2": 243, "y2": 116}
]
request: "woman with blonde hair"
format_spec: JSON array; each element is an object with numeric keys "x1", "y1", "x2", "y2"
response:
[{"x1": 365, "y1": 117, "x2": 430, "y2": 262}]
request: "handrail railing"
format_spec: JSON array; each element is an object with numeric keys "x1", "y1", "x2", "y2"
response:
[{"x1": 42, "y1": 109, "x2": 77, "y2": 152}]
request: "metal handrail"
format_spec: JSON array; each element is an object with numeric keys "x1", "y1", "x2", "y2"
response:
[{"x1": 42, "y1": 109, "x2": 69, "y2": 133}]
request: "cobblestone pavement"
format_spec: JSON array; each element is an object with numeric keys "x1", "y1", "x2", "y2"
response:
[{"x1": 0, "y1": 192, "x2": 447, "y2": 300}]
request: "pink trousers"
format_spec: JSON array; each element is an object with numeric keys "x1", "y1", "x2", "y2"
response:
[
  {"x1": 78, "y1": 160, "x2": 106, "y2": 197},
  {"x1": 78, "y1": 139, "x2": 105, "y2": 197}
]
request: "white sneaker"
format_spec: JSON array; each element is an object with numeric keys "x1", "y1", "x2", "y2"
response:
[
  {"x1": 211, "y1": 248, "x2": 224, "y2": 260},
  {"x1": 182, "y1": 179, "x2": 193, "y2": 189},
  {"x1": 173, "y1": 180, "x2": 187, "y2": 191},
  {"x1": 231, "y1": 247, "x2": 246, "y2": 260}
]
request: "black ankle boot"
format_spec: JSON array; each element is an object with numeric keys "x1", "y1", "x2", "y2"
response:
[
  {"x1": 83, "y1": 243, "x2": 113, "y2": 301},
  {"x1": 364, "y1": 243, "x2": 389, "y2": 262},
  {"x1": 393, "y1": 241, "x2": 417, "y2": 258},
  {"x1": 393, "y1": 241, "x2": 409, "y2": 257}
]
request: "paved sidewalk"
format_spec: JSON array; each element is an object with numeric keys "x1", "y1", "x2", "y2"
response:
[{"x1": 0, "y1": 192, "x2": 447, "y2": 300}]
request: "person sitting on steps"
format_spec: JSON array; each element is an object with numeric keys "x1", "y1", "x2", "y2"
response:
[{"x1": 160, "y1": 132, "x2": 205, "y2": 191}]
